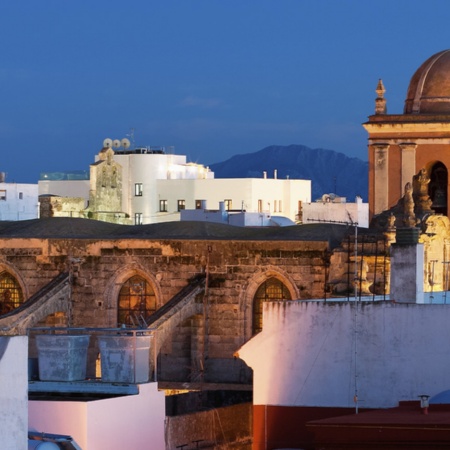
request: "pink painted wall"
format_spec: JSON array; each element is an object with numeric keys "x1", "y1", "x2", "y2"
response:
[{"x1": 29, "y1": 383, "x2": 165, "y2": 450}]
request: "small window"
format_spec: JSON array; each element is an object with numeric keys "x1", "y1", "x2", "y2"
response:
[
  {"x1": 279, "y1": 200, "x2": 282, "y2": 212},
  {"x1": 274, "y1": 200, "x2": 277, "y2": 212},
  {"x1": 18, "y1": 192, "x2": 23, "y2": 200},
  {"x1": 159, "y1": 200, "x2": 168, "y2": 212},
  {"x1": 258, "y1": 199, "x2": 263, "y2": 213},
  {"x1": 225, "y1": 199, "x2": 232, "y2": 210},
  {"x1": 177, "y1": 200, "x2": 185, "y2": 211},
  {"x1": 135, "y1": 213, "x2": 143, "y2": 225},
  {"x1": 0, "y1": 190, "x2": 6, "y2": 201},
  {"x1": 134, "y1": 183, "x2": 143, "y2": 196},
  {"x1": 195, "y1": 200, "x2": 202, "y2": 209}
]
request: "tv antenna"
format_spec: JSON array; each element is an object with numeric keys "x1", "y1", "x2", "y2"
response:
[{"x1": 126, "y1": 128, "x2": 136, "y2": 149}]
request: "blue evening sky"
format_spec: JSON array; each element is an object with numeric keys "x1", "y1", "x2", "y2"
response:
[{"x1": 1, "y1": 1, "x2": 449, "y2": 182}]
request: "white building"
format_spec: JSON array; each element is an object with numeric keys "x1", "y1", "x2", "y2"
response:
[
  {"x1": 180, "y1": 200, "x2": 296, "y2": 227},
  {"x1": 0, "y1": 176, "x2": 39, "y2": 221},
  {"x1": 300, "y1": 194, "x2": 369, "y2": 228},
  {"x1": 39, "y1": 145, "x2": 311, "y2": 225},
  {"x1": 156, "y1": 177, "x2": 309, "y2": 225}
]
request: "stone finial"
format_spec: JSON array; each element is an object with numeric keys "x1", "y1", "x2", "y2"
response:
[
  {"x1": 375, "y1": 79, "x2": 387, "y2": 115},
  {"x1": 403, "y1": 182, "x2": 418, "y2": 227},
  {"x1": 413, "y1": 168, "x2": 433, "y2": 213},
  {"x1": 384, "y1": 212, "x2": 397, "y2": 246}
]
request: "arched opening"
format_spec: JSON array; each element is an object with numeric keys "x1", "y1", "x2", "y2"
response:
[
  {"x1": 252, "y1": 277, "x2": 292, "y2": 334},
  {"x1": 118, "y1": 275, "x2": 157, "y2": 326},
  {"x1": 429, "y1": 162, "x2": 448, "y2": 216},
  {"x1": 0, "y1": 272, "x2": 24, "y2": 315}
]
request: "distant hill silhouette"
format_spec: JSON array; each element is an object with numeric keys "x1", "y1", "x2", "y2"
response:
[{"x1": 209, "y1": 144, "x2": 368, "y2": 201}]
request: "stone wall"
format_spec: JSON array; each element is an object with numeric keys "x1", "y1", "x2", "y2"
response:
[
  {"x1": 0, "y1": 235, "x2": 329, "y2": 384},
  {"x1": 165, "y1": 402, "x2": 252, "y2": 449}
]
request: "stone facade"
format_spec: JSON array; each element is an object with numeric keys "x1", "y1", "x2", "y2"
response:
[{"x1": 0, "y1": 221, "x2": 334, "y2": 384}]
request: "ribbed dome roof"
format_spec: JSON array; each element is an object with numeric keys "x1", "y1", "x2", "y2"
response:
[{"x1": 404, "y1": 49, "x2": 450, "y2": 114}]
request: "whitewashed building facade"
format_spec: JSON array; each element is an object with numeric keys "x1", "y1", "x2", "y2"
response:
[{"x1": 0, "y1": 177, "x2": 39, "y2": 221}]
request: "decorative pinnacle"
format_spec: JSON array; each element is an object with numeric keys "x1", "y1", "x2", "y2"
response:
[
  {"x1": 376, "y1": 79, "x2": 386, "y2": 98},
  {"x1": 375, "y1": 79, "x2": 387, "y2": 114}
]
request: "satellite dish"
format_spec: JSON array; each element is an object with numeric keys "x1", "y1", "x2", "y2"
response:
[
  {"x1": 103, "y1": 138, "x2": 113, "y2": 148},
  {"x1": 113, "y1": 139, "x2": 121, "y2": 148},
  {"x1": 121, "y1": 138, "x2": 131, "y2": 149}
]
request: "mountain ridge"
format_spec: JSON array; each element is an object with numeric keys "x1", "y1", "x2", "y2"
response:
[{"x1": 209, "y1": 144, "x2": 368, "y2": 201}]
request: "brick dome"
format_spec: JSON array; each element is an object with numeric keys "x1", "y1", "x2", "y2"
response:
[{"x1": 404, "y1": 49, "x2": 450, "y2": 114}]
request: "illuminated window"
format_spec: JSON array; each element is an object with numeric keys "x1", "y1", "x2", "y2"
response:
[
  {"x1": 160, "y1": 200, "x2": 168, "y2": 212},
  {"x1": 118, "y1": 275, "x2": 157, "y2": 327},
  {"x1": 0, "y1": 272, "x2": 23, "y2": 316},
  {"x1": 225, "y1": 199, "x2": 232, "y2": 210},
  {"x1": 258, "y1": 199, "x2": 263, "y2": 212},
  {"x1": 177, "y1": 200, "x2": 185, "y2": 211},
  {"x1": 253, "y1": 277, "x2": 291, "y2": 334},
  {"x1": 135, "y1": 213, "x2": 143, "y2": 225},
  {"x1": 134, "y1": 183, "x2": 143, "y2": 196},
  {"x1": 195, "y1": 200, "x2": 202, "y2": 209}
]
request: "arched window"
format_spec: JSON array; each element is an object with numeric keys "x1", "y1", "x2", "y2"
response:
[
  {"x1": 253, "y1": 277, "x2": 291, "y2": 334},
  {"x1": 118, "y1": 275, "x2": 157, "y2": 326},
  {"x1": 0, "y1": 272, "x2": 23, "y2": 316},
  {"x1": 429, "y1": 162, "x2": 448, "y2": 216}
]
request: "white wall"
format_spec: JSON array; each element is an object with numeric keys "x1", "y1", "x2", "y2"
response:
[
  {"x1": 113, "y1": 152, "x2": 212, "y2": 223},
  {"x1": 157, "y1": 178, "x2": 310, "y2": 224},
  {"x1": 302, "y1": 197, "x2": 369, "y2": 227},
  {"x1": 0, "y1": 336, "x2": 28, "y2": 450},
  {"x1": 0, "y1": 183, "x2": 39, "y2": 220},
  {"x1": 29, "y1": 383, "x2": 165, "y2": 450},
  {"x1": 38, "y1": 180, "x2": 90, "y2": 201},
  {"x1": 238, "y1": 301, "x2": 450, "y2": 409}
]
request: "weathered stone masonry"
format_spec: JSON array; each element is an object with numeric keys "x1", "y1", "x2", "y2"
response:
[{"x1": 0, "y1": 220, "x2": 334, "y2": 384}]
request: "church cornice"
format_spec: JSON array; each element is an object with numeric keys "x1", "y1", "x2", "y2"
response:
[{"x1": 363, "y1": 117, "x2": 450, "y2": 136}]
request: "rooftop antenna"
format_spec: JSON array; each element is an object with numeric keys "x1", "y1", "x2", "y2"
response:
[
  {"x1": 103, "y1": 138, "x2": 113, "y2": 148},
  {"x1": 121, "y1": 138, "x2": 131, "y2": 149},
  {"x1": 126, "y1": 128, "x2": 136, "y2": 149},
  {"x1": 307, "y1": 213, "x2": 359, "y2": 413}
]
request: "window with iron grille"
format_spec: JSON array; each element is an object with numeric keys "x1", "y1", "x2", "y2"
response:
[
  {"x1": 117, "y1": 275, "x2": 157, "y2": 327},
  {"x1": 0, "y1": 272, "x2": 23, "y2": 316},
  {"x1": 253, "y1": 278, "x2": 291, "y2": 334}
]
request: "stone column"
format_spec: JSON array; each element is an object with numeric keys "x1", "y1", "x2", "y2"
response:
[
  {"x1": 399, "y1": 142, "x2": 417, "y2": 194},
  {"x1": 373, "y1": 143, "x2": 390, "y2": 215}
]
